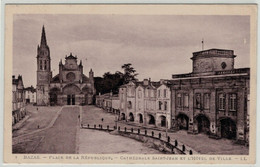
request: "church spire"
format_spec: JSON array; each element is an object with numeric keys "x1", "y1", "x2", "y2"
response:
[{"x1": 41, "y1": 25, "x2": 47, "y2": 46}]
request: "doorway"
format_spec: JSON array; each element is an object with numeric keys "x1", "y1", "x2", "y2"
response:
[{"x1": 67, "y1": 95, "x2": 71, "y2": 105}]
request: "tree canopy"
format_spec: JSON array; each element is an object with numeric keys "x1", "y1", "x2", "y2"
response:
[{"x1": 94, "y1": 63, "x2": 138, "y2": 95}]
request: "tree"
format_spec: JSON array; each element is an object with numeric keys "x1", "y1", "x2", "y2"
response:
[
  {"x1": 121, "y1": 63, "x2": 138, "y2": 84},
  {"x1": 94, "y1": 63, "x2": 138, "y2": 95}
]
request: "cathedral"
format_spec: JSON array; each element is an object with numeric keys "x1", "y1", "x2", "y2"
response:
[{"x1": 36, "y1": 26, "x2": 95, "y2": 106}]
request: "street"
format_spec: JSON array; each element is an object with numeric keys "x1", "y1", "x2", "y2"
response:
[{"x1": 13, "y1": 105, "x2": 249, "y2": 154}]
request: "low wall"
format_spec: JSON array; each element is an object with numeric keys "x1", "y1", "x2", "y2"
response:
[{"x1": 81, "y1": 124, "x2": 194, "y2": 155}]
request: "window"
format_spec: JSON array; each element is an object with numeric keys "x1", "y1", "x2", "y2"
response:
[
  {"x1": 164, "y1": 101, "x2": 167, "y2": 110},
  {"x1": 138, "y1": 101, "x2": 141, "y2": 110},
  {"x1": 127, "y1": 101, "x2": 132, "y2": 109},
  {"x1": 164, "y1": 89, "x2": 167, "y2": 98},
  {"x1": 195, "y1": 93, "x2": 201, "y2": 109},
  {"x1": 159, "y1": 101, "x2": 163, "y2": 110},
  {"x1": 177, "y1": 93, "x2": 182, "y2": 107},
  {"x1": 150, "y1": 90, "x2": 154, "y2": 97},
  {"x1": 145, "y1": 89, "x2": 149, "y2": 97},
  {"x1": 184, "y1": 94, "x2": 189, "y2": 108},
  {"x1": 218, "y1": 93, "x2": 225, "y2": 110},
  {"x1": 229, "y1": 94, "x2": 237, "y2": 111},
  {"x1": 138, "y1": 90, "x2": 142, "y2": 98},
  {"x1": 40, "y1": 60, "x2": 42, "y2": 70},
  {"x1": 131, "y1": 88, "x2": 135, "y2": 96},
  {"x1": 158, "y1": 90, "x2": 161, "y2": 98},
  {"x1": 204, "y1": 93, "x2": 210, "y2": 109},
  {"x1": 44, "y1": 60, "x2": 47, "y2": 70}
]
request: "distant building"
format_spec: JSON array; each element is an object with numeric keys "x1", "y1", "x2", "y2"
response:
[
  {"x1": 171, "y1": 48, "x2": 249, "y2": 143},
  {"x1": 36, "y1": 26, "x2": 95, "y2": 106},
  {"x1": 12, "y1": 75, "x2": 26, "y2": 125},
  {"x1": 95, "y1": 92, "x2": 120, "y2": 114},
  {"x1": 24, "y1": 86, "x2": 36, "y2": 104}
]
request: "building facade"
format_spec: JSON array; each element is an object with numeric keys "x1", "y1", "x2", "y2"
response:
[
  {"x1": 117, "y1": 48, "x2": 249, "y2": 143},
  {"x1": 155, "y1": 81, "x2": 171, "y2": 129},
  {"x1": 12, "y1": 75, "x2": 26, "y2": 125},
  {"x1": 119, "y1": 79, "x2": 171, "y2": 129},
  {"x1": 36, "y1": 26, "x2": 95, "y2": 106},
  {"x1": 24, "y1": 86, "x2": 36, "y2": 104},
  {"x1": 171, "y1": 49, "x2": 249, "y2": 143}
]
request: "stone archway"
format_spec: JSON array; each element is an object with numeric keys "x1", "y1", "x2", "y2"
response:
[
  {"x1": 129, "y1": 112, "x2": 134, "y2": 122},
  {"x1": 160, "y1": 115, "x2": 166, "y2": 127},
  {"x1": 177, "y1": 113, "x2": 189, "y2": 130},
  {"x1": 138, "y1": 114, "x2": 143, "y2": 123},
  {"x1": 49, "y1": 87, "x2": 60, "y2": 106},
  {"x1": 220, "y1": 118, "x2": 237, "y2": 139},
  {"x1": 148, "y1": 114, "x2": 155, "y2": 125},
  {"x1": 195, "y1": 114, "x2": 210, "y2": 134},
  {"x1": 121, "y1": 113, "x2": 126, "y2": 120},
  {"x1": 63, "y1": 84, "x2": 81, "y2": 105}
]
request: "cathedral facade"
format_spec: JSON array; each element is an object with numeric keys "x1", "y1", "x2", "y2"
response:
[{"x1": 36, "y1": 26, "x2": 95, "y2": 106}]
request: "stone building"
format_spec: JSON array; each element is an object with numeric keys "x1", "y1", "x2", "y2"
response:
[
  {"x1": 12, "y1": 75, "x2": 26, "y2": 125},
  {"x1": 119, "y1": 81, "x2": 136, "y2": 121},
  {"x1": 95, "y1": 92, "x2": 120, "y2": 114},
  {"x1": 36, "y1": 26, "x2": 95, "y2": 106},
  {"x1": 24, "y1": 86, "x2": 36, "y2": 104},
  {"x1": 119, "y1": 79, "x2": 172, "y2": 129},
  {"x1": 171, "y1": 48, "x2": 250, "y2": 143},
  {"x1": 155, "y1": 80, "x2": 171, "y2": 129}
]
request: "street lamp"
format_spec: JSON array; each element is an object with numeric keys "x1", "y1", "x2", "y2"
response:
[
  {"x1": 115, "y1": 115, "x2": 118, "y2": 129},
  {"x1": 166, "y1": 120, "x2": 168, "y2": 138}
]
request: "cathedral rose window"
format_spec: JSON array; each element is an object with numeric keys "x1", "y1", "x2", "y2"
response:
[{"x1": 66, "y1": 72, "x2": 76, "y2": 82}]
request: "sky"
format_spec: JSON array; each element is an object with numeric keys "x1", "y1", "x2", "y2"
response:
[{"x1": 13, "y1": 14, "x2": 250, "y2": 88}]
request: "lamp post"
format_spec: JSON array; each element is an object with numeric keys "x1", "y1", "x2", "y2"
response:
[
  {"x1": 166, "y1": 119, "x2": 168, "y2": 139},
  {"x1": 115, "y1": 115, "x2": 118, "y2": 129}
]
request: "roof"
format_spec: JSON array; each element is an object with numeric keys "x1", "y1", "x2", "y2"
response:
[
  {"x1": 191, "y1": 48, "x2": 235, "y2": 60},
  {"x1": 65, "y1": 53, "x2": 77, "y2": 59},
  {"x1": 24, "y1": 86, "x2": 36, "y2": 92},
  {"x1": 50, "y1": 74, "x2": 90, "y2": 83}
]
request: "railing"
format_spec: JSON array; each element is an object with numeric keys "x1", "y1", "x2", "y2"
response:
[
  {"x1": 172, "y1": 68, "x2": 249, "y2": 79},
  {"x1": 193, "y1": 49, "x2": 233, "y2": 57},
  {"x1": 81, "y1": 124, "x2": 194, "y2": 155}
]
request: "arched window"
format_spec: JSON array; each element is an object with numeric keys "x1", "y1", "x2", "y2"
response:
[
  {"x1": 44, "y1": 60, "x2": 47, "y2": 70},
  {"x1": 159, "y1": 101, "x2": 163, "y2": 110},
  {"x1": 40, "y1": 60, "x2": 42, "y2": 70},
  {"x1": 164, "y1": 101, "x2": 167, "y2": 110}
]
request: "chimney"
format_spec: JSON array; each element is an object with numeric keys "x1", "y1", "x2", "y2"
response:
[
  {"x1": 143, "y1": 79, "x2": 149, "y2": 86},
  {"x1": 160, "y1": 79, "x2": 165, "y2": 84}
]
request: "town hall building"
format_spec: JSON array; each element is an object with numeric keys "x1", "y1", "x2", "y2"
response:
[{"x1": 36, "y1": 26, "x2": 95, "y2": 106}]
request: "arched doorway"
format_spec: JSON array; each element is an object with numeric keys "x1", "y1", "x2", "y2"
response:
[
  {"x1": 129, "y1": 112, "x2": 134, "y2": 122},
  {"x1": 196, "y1": 114, "x2": 210, "y2": 134},
  {"x1": 121, "y1": 113, "x2": 126, "y2": 120},
  {"x1": 138, "y1": 114, "x2": 143, "y2": 123},
  {"x1": 49, "y1": 87, "x2": 60, "y2": 106},
  {"x1": 63, "y1": 84, "x2": 81, "y2": 105},
  {"x1": 148, "y1": 114, "x2": 155, "y2": 125},
  {"x1": 177, "y1": 113, "x2": 189, "y2": 130},
  {"x1": 220, "y1": 118, "x2": 236, "y2": 139},
  {"x1": 160, "y1": 115, "x2": 166, "y2": 127}
]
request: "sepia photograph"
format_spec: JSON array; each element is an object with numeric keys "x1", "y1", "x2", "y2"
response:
[{"x1": 4, "y1": 4, "x2": 257, "y2": 164}]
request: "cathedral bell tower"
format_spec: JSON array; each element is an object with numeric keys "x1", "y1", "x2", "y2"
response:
[{"x1": 36, "y1": 26, "x2": 52, "y2": 105}]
